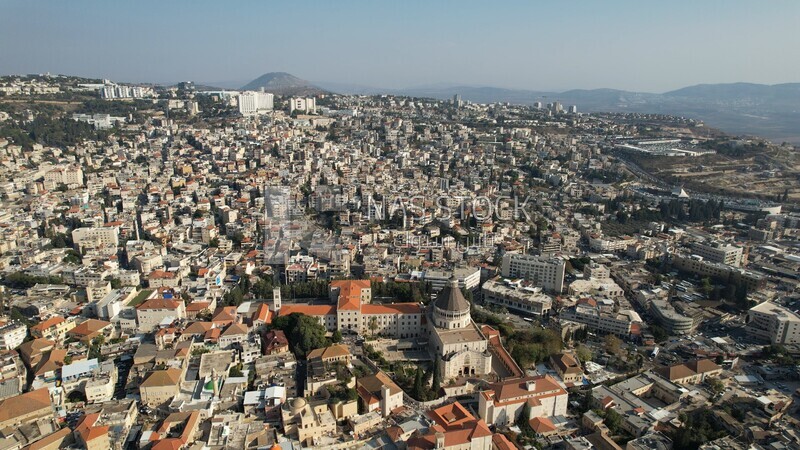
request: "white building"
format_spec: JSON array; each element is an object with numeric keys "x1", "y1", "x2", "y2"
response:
[
  {"x1": 44, "y1": 165, "x2": 84, "y2": 186},
  {"x1": 72, "y1": 226, "x2": 119, "y2": 252},
  {"x1": 690, "y1": 241, "x2": 744, "y2": 267},
  {"x1": 746, "y1": 301, "x2": 800, "y2": 345},
  {"x1": 0, "y1": 322, "x2": 27, "y2": 351},
  {"x1": 500, "y1": 253, "x2": 565, "y2": 293},
  {"x1": 482, "y1": 279, "x2": 552, "y2": 316},
  {"x1": 289, "y1": 97, "x2": 316, "y2": 114},
  {"x1": 422, "y1": 266, "x2": 481, "y2": 293},
  {"x1": 238, "y1": 91, "x2": 274, "y2": 116}
]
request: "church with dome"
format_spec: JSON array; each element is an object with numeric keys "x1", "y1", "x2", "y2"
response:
[{"x1": 427, "y1": 279, "x2": 493, "y2": 380}]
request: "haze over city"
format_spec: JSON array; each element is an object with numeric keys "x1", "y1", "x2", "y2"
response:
[
  {"x1": 0, "y1": 3, "x2": 799, "y2": 450},
  {"x1": 1, "y1": 0, "x2": 799, "y2": 92}
]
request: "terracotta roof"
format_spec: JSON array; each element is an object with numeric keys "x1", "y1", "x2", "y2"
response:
[
  {"x1": 409, "y1": 401, "x2": 493, "y2": 450},
  {"x1": 331, "y1": 279, "x2": 370, "y2": 311},
  {"x1": 220, "y1": 323, "x2": 248, "y2": 337},
  {"x1": 529, "y1": 417, "x2": 556, "y2": 434},
  {"x1": 657, "y1": 358, "x2": 721, "y2": 381},
  {"x1": 186, "y1": 301, "x2": 211, "y2": 312},
  {"x1": 551, "y1": 353, "x2": 582, "y2": 374},
  {"x1": 33, "y1": 348, "x2": 67, "y2": 376},
  {"x1": 141, "y1": 368, "x2": 182, "y2": 388},
  {"x1": 75, "y1": 413, "x2": 110, "y2": 443},
  {"x1": 0, "y1": 388, "x2": 52, "y2": 424},
  {"x1": 204, "y1": 328, "x2": 221, "y2": 341},
  {"x1": 687, "y1": 358, "x2": 722, "y2": 375},
  {"x1": 361, "y1": 303, "x2": 422, "y2": 315},
  {"x1": 307, "y1": 344, "x2": 351, "y2": 361},
  {"x1": 279, "y1": 304, "x2": 336, "y2": 316},
  {"x1": 252, "y1": 303, "x2": 272, "y2": 323},
  {"x1": 149, "y1": 270, "x2": 176, "y2": 279},
  {"x1": 68, "y1": 319, "x2": 112, "y2": 338},
  {"x1": 492, "y1": 433, "x2": 518, "y2": 450},
  {"x1": 264, "y1": 330, "x2": 289, "y2": 351},
  {"x1": 212, "y1": 306, "x2": 237, "y2": 324},
  {"x1": 138, "y1": 298, "x2": 182, "y2": 310},
  {"x1": 183, "y1": 322, "x2": 214, "y2": 334},
  {"x1": 357, "y1": 371, "x2": 402, "y2": 396},
  {"x1": 22, "y1": 427, "x2": 72, "y2": 450},
  {"x1": 486, "y1": 375, "x2": 567, "y2": 406},
  {"x1": 31, "y1": 316, "x2": 65, "y2": 332},
  {"x1": 18, "y1": 338, "x2": 55, "y2": 362}
]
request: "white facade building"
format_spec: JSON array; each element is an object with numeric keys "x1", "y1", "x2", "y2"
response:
[
  {"x1": 238, "y1": 91, "x2": 274, "y2": 116},
  {"x1": 500, "y1": 253, "x2": 565, "y2": 293},
  {"x1": 0, "y1": 322, "x2": 27, "y2": 351},
  {"x1": 746, "y1": 301, "x2": 800, "y2": 345}
]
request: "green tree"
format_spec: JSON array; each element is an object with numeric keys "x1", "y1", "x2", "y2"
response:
[
  {"x1": 272, "y1": 313, "x2": 330, "y2": 358},
  {"x1": 604, "y1": 408, "x2": 622, "y2": 433},
  {"x1": 701, "y1": 278, "x2": 713, "y2": 297},
  {"x1": 431, "y1": 356, "x2": 442, "y2": 395},
  {"x1": 650, "y1": 325, "x2": 668, "y2": 343},
  {"x1": 576, "y1": 344, "x2": 593, "y2": 363},
  {"x1": 412, "y1": 367, "x2": 425, "y2": 400},
  {"x1": 604, "y1": 335, "x2": 622, "y2": 355},
  {"x1": 706, "y1": 377, "x2": 725, "y2": 395}
]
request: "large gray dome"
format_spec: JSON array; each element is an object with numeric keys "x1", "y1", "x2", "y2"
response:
[{"x1": 434, "y1": 280, "x2": 470, "y2": 313}]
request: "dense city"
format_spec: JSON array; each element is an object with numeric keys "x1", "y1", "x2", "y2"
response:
[{"x1": 0, "y1": 73, "x2": 798, "y2": 450}]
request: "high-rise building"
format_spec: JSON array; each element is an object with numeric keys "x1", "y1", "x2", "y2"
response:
[
  {"x1": 500, "y1": 253, "x2": 565, "y2": 293},
  {"x1": 746, "y1": 301, "x2": 800, "y2": 345},
  {"x1": 690, "y1": 241, "x2": 743, "y2": 267},
  {"x1": 289, "y1": 97, "x2": 316, "y2": 114},
  {"x1": 238, "y1": 91, "x2": 274, "y2": 116},
  {"x1": 453, "y1": 94, "x2": 463, "y2": 108},
  {"x1": 568, "y1": 105, "x2": 578, "y2": 114}
]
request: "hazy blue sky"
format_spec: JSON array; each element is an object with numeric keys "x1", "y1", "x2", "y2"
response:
[{"x1": 1, "y1": 1, "x2": 798, "y2": 92}]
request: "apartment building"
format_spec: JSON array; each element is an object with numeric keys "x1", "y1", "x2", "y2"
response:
[
  {"x1": 690, "y1": 241, "x2": 744, "y2": 267},
  {"x1": 0, "y1": 322, "x2": 27, "y2": 350},
  {"x1": 746, "y1": 301, "x2": 800, "y2": 345},
  {"x1": 135, "y1": 297, "x2": 186, "y2": 332},
  {"x1": 559, "y1": 300, "x2": 639, "y2": 338},
  {"x1": 482, "y1": 278, "x2": 553, "y2": 316},
  {"x1": 72, "y1": 226, "x2": 119, "y2": 252},
  {"x1": 500, "y1": 253, "x2": 565, "y2": 293}
]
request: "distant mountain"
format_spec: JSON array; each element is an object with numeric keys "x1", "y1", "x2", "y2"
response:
[
  {"x1": 240, "y1": 72, "x2": 326, "y2": 96},
  {"x1": 386, "y1": 82, "x2": 800, "y2": 142}
]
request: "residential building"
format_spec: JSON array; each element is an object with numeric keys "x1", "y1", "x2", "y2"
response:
[
  {"x1": 136, "y1": 297, "x2": 186, "y2": 332},
  {"x1": 139, "y1": 368, "x2": 183, "y2": 407},
  {"x1": 356, "y1": 371, "x2": 403, "y2": 417},
  {"x1": 746, "y1": 301, "x2": 800, "y2": 345},
  {"x1": 238, "y1": 91, "x2": 274, "y2": 116},
  {"x1": 482, "y1": 278, "x2": 553, "y2": 316},
  {"x1": 0, "y1": 322, "x2": 27, "y2": 350},
  {"x1": 500, "y1": 254, "x2": 565, "y2": 293},
  {"x1": 691, "y1": 241, "x2": 744, "y2": 267}
]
